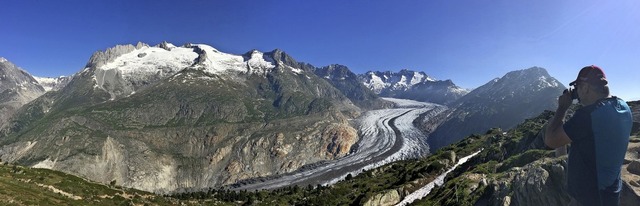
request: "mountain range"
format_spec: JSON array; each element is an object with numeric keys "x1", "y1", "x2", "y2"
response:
[
  {"x1": 1, "y1": 41, "x2": 567, "y2": 194},
  {"x1": 0, "y1": 42, "x2": 373, "y2": 192},
  {"x1": 359, "y1": 69, "x2": 469, "y2": 105}
]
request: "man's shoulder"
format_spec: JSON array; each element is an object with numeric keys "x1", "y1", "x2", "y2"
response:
[
  {"x1": 590, "y1": 96, "x2": 633, "y2": 136},
  {"x1": 593, "y1": 97, "x2": 631, "y2": 113}
]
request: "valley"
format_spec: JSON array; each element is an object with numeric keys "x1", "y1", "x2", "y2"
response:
[{"x1": 231, "y1": 98, "x2": 446, "y2": 191}]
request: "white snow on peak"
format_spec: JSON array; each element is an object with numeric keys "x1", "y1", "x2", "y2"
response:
[
  {"x1": 246, "y1": 50, "x2": 276, "y2": 74},
  {"x1": 193, "y1": 44, "x2": 245, "y2": 74},
  {"x1": 363, "y1": 72, "x2": 390, "y2": 93},
  {"x1": 290, "y1": 67, "x2": 303, "y2": 74},
  {"x1": 99, "y1": 43, "x2": 272, "y2": 78},
  {"x1": 425, "y1": 76, "x2": 436, "y2": 82},
  {"x1": 100, "y1": 45, "x2": 198, "y2": 76},
  {"x1": 410, "y1": 72, "x2": 425, "y2": 85},
  {"x1": 97, "y1": 43, "x2": 275, "y2": 78},
  {"x1": 449, "y1": 86, "x2": 470, "y2": 95},
  {"x1": 393, "y1": 75, "x2": 409, "y2": 90},
  {"x1": 0, "y1": 57, "x2": 7, "y2": 63},
  {"x1": 33, "y1": 76, "x2": 61, "y2": 92},
  {"x1": 194, "y1": 45, "x2": 275, "y2": 75},
  {"x1": 93, "y1": 43, "x2": 284, "y2": 98},
  {"x1": 165, "y1": 43, "x2": 177, "y2": 49},
  {"x1": 363, "y1": 71, "x2": 436, "y2": 94},
  {"x1": 538, "y1": 76, "x2": 558, "y2": 87}
]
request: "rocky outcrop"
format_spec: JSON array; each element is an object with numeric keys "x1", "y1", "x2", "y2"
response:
[
  {"x1": 622, "y1": 141, "x2": 640, "y2": 206},
  {"x1": 158, "y1": 41, "x2": 173, "y2": 51},
  {"x1": 321, "y1": 123, "x2": 358, "y2": 158},
  {"x1": 490, "y1": 157, "x2": 570, "y2": 206},
  {"x1": 135, "y1": 42, "x2": 149, "y2": 49},
  {"x1": 86, "y1": 44, "x2": 137, "y2": 68},
  {"x1": 192, "y1": 45, "x2": 208, "y2": 65},
  {"x1": 363, "y1": 189, "x2": 401, "y2": 206}
]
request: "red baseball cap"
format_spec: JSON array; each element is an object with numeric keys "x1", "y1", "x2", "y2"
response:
[{"x1": 569, "y1": 65, "x2": 608, "y2": 86}]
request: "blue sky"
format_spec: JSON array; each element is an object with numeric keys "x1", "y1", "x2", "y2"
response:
[{"x1": 1, "y1": 0, "x2": 639, "y2": 100}]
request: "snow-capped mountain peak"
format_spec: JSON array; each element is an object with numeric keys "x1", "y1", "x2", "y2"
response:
[
  {"x1": 245, "y1": 50, "x2": 277, "y2": 73},
  {"x1": 98, "y1": 44, "x2": 197, "y2": 76},
  {"x1": 0, "y1": 57, "x2": 7, "y2": 63},
  {"x1": 456, "y1": 67, "x2": 564, "y2": 105},
  {"x1": 87, "y1": 42, "x2": 287, "y2": 100},
  {"x1": 358, "y1": 69, "x2": 468, "y2": 105},
  {"x1": 361, "y1": 70, "x2": 435, "y2": 93}
]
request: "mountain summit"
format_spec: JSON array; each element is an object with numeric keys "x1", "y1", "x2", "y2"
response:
[
  {"x1": 359, "y1": 69, "x2": 468, "y2": 105},
  {"x1": 426, "y1": 67, "x2": 566, "y2": 150},
  {"x1": 0, "y1": 57, "x2": 45, "y2": 127}
]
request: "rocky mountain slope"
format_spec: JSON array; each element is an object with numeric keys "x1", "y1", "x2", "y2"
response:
[
  {"x1": 0, "y1": 42, "x2": 378, "y2": 193},
  {"x1": 425, "y1": 67, "x2": 566, "y2": 151},
  {"x1": 359, "y1": 69, "x2": 469, "y2": 105},
  {"x1": 0, "y1": 57, "x2": 46, "y2": 128}
]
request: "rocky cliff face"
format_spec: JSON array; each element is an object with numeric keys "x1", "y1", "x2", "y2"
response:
[
  {"x1": 486, "y1": 156, "x2": 570, "y2": 206},
  {"x1": 0, "y1": 43, "x2": 367, "y2": 193},
  {"x1": 0, "y1": 57, "x2": 46, "y2": 128},
  {"x1": 359, "y1": 69, "x2": 468, "y2": 105},
  {"x1": 425, "y1": 67, "x2": 566, "y2": 151}
]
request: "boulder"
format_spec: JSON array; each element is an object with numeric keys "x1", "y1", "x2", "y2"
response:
[
  {"x1": 629, "y1": 161, "x2": 640, "y2": 175},
  {"x1": 491, "y1": 157, "x2": 570, "y2": 206},
  {"x1": 363, "y1": 189, "x2": 401, "y2": 206}
]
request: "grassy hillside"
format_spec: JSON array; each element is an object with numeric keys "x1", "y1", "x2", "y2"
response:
[{"x1": 0, "y1": 162, "x2": 232, "y2": 206}]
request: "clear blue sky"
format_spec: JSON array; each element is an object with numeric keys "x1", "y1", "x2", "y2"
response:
[{"x1": 1, "y1": 0, "x2": 639, "y2": 100}]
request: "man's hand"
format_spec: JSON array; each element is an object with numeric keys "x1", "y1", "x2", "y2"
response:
[
  {"x1": 545, "y1": 90, "x2": 573, "y2": 149},
  {"x1": 558, "y1": 89, "x2": 573, "y2": 111}
]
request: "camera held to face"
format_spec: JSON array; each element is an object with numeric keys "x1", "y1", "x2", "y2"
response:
[{"x1": 563, "y1": 87, "x2": 579, "y2": 100}]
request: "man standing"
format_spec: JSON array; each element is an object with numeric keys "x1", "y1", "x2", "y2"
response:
[{"x1": 545, "y1": 65, "x2": 633, "y2": 206}]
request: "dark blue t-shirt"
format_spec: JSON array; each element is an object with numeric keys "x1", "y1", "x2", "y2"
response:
[{"x1": 563, "y1": 97, "x2": 633, "y2": 206}]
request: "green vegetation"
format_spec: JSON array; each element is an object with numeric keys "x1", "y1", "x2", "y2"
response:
[
  {"x1": 0, "y1": 163, "x2": 236, "y2": 205},
  {"x1": 497, "y1": 149, "x2": 553, "y2": 172}
]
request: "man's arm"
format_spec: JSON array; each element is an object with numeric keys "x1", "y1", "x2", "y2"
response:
[{"x1": 544, "y1": 91, "x2": 573, "y2": 149}]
